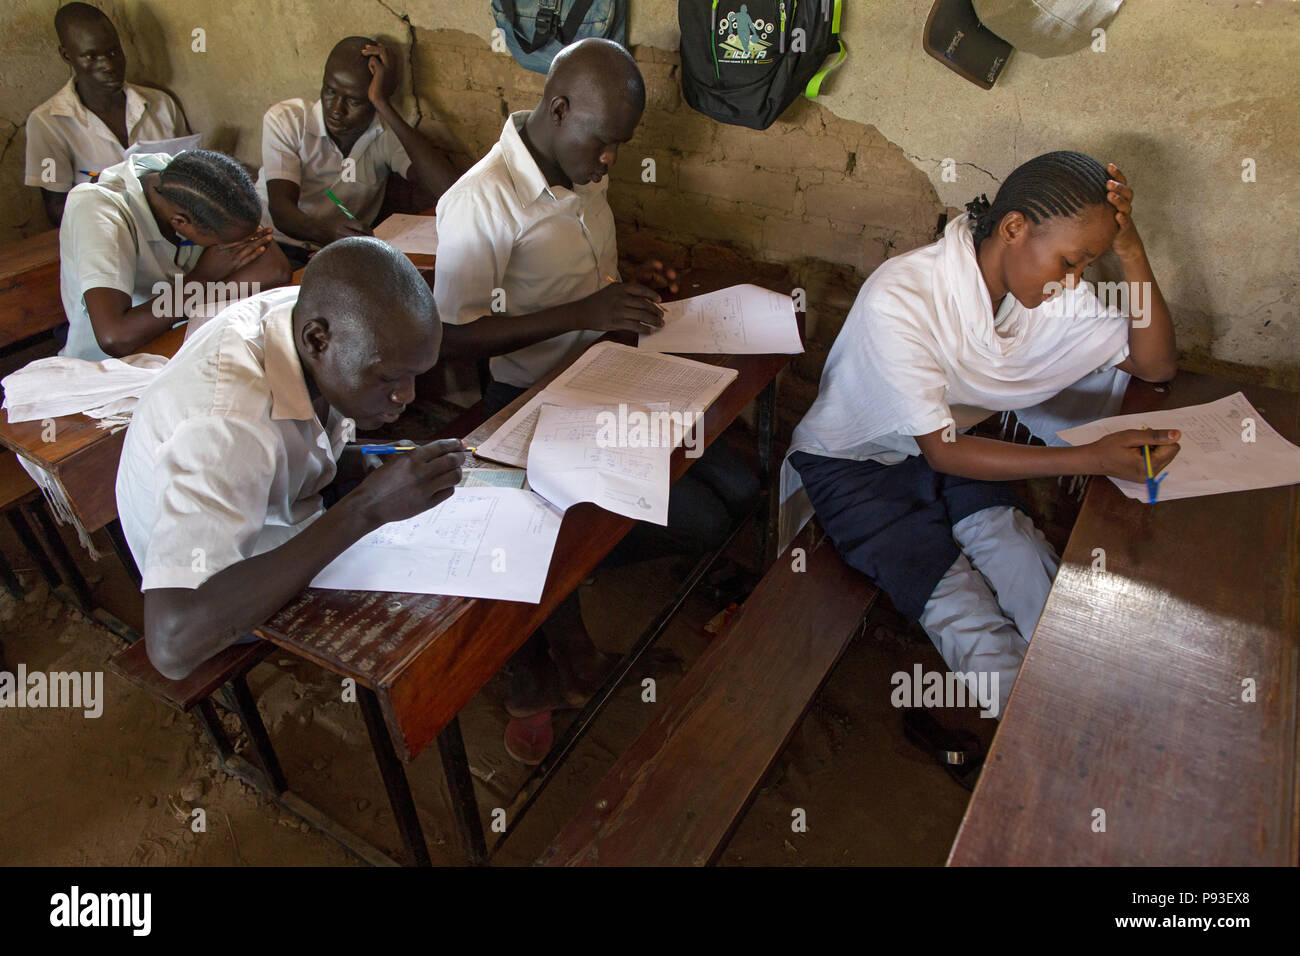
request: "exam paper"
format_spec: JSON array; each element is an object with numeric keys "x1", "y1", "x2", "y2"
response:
[
  {"x1": 474, "y1": 341, "x2": 736, "y2": 468},
  {"x1": 125, "y1": 133, "x2": 202, "y2": 158},
  {"x1": 526, "y1": 403, "x2": 672, "y2": 525},
  {"x1": 639, "y1": 283, "x2": 803, "y2": 355},
  {"x1": 372, "y1": 213, "x2": 439, "y2": 255},
  {"x1": 1057, "y1": 392, "x2": 1300, "y2": 502},
  {"x1": 311, "y1": 487, "x2": 562, "y2": 602}
]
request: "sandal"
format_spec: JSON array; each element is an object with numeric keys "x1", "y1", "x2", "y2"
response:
[{"x1": 902, "y1": 707, "x2": 984, "y2": 792}]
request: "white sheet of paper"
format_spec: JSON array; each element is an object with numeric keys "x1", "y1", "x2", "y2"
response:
[
  {"x1": 125, "y1": 133, "x2": 202, "y2": 158},
  {"x1": 310, "y1": 487, "x2": 562, "y2": 601},
  {"x1": 474, "y1": 341, "x2": 736, "y2": 468},
  {"x1": 372, "y1": 213, "x2": 439, "y2": 255},
  {"x1": 1057, "y1": 392, "x2": 1300, "y2": 502},
  {"x1": 526, "y1": 403, "x2": 672, "y2": 525},
  {"x1": 639, "y1": 283, "x2": 803, "y2": 354}
]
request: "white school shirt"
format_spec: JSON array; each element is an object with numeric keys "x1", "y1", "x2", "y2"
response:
[
  {"x1": 116, "y1": 285, "x2": 354, "y2": 592},
  {"x1": 255, "y1": 98, "x2": 412, "y2": 247},
  {"x1": 58, "y1": 152, "x2": 203, "y2": 362},
  {"x1": 24, "y1": 78, "x2": 185, "y2": 193},
  {"x1": 778, "y1": 214, "x2": 1131, "y2": 553},
  {"x1": 433, "y1": 111, "x2": 618, "y2": 389}
]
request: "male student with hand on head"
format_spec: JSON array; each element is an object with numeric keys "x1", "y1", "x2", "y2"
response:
[
  {"x1": 26, "y1": 2, "x2": 189, "y2": 228},
  {"x1": 115, "y1": 238, "x2": 465, "y2": 680},
  {"x1": 434, "y1": 37, "x2": 758, "y2": 764},
  {"x1": 258, "y1": 36, "x2": 459, "y2": 267}
]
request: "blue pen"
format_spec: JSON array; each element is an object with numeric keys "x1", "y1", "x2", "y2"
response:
[
  {"x1": 1141, "y1": 429, "x2": 1166, "y2": 504},
  {"x1": 345, "y1": 442, "x2": 416, "y2": 455}
]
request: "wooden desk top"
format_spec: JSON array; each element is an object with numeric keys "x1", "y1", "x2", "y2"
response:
[
  {"x1": 257, "y1": 268, "x2": 797, "y2": 761},
  {"x1": 0, "y1": 326, "x2": 186, "y2": 532},
  {"x1": 0, "y1": 230, "x2": 59, "y2": 283},
  {"x1": 949, "y1": 371, "x2": 1300, "y2": 866}
]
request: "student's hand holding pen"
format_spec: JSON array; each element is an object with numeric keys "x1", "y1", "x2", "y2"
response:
[
  {"x1": 1089, "y1": 428, "x2": 1181, "y2": 483},
  {"x1": 343, "y1": 438, "x2": 464, "y2": 527},
  {"x1": 577, "y1": 277, "x2": 665, "y2": 334}
]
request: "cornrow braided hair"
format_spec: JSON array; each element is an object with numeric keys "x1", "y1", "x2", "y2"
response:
[
  {"x1": 154, "y1": 149, "x2": 261, "y2": 235},
  {"x1": 965, "y1": 150, "x2": 1111, "y2": 245}
]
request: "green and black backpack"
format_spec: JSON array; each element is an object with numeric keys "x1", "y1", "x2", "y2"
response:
[{"x1": 679, "y1": 0, "x2": 846, "y2": 130}]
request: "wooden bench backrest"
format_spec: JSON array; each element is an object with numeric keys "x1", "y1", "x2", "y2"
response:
[{"x1": 0, "y1": 231, "x2": 64, "y2": 351}]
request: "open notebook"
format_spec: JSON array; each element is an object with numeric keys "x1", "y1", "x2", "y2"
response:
[{"x1": 473, "y1": 341, "x2": 738, "y2": 469}]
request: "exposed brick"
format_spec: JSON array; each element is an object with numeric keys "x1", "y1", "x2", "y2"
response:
[
  {"x1": 804, "y1": 182, "x2": 938, "y2": 231},
  {"x1": 677, "y1": 161, "x2": 797, "y2": 211}
]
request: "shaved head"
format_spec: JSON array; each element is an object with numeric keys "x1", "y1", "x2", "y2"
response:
[
  {"x1": 325, "y1": 36, "x2": 375, "y2": 85},
  {"x1": 54, "y1": 2, "x2": 112, "y2": 43},
  {"x1": 542, "y1": 37, "x2": 645, "y2": 117},
  {"x1": 295, "y1": 238, "x2": 440, "y2": 430}
]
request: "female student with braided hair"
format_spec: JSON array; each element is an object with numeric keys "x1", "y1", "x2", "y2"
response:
[
  {"x1": 781, "y1": 151, "x2": 1180, "y2": 718},
  {"x1": 59, "y1": 148, "x2": 291, "y2": 361}
]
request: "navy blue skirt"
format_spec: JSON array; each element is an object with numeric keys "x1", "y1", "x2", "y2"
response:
[{"x1": 789, "y1": 451, "x2": 1025, "y2": 621}]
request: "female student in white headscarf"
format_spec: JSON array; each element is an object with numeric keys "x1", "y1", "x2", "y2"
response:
[{"x1": 781, "y1": 151, "x2": 1180, "y2": 718}]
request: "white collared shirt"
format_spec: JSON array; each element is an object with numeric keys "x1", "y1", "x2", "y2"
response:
[
  {"x1": 255, "y1": 98, "x2": 412, "y2": 247},
  {"x1": 58, "y1": 152, "x2": 203, "y2": 362},
  {"x1": 116, "y1": 285, "x2": 355, "y2": 591},
  {"x1": 433, "y1": 111, "x2": 618, "y2": 389},
  {"x1": 24, "y1": 78, "x2": 185, "y2": 193}
]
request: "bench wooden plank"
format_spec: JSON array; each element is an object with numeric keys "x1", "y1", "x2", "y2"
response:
[
  {"x1": 0, "y1": 230, "x2": 63, "y2": 351},
  {"x1": 107, "y1": 637, "x2": 273, "y2": 712},
  {"x1": 540, "y1": 527, "x2": 877, "y2": 866}
]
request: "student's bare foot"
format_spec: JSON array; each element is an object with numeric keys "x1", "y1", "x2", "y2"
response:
[{"x1": 550, "y1": 644, "x2": 615, "y2": 706}]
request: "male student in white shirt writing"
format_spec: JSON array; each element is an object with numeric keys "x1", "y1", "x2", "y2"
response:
[
  {"x1": 434, "y1": 37, "x2": 758, "y2": 763},
  {"x1": 25, "y1": 2, "x2": 188, "y2": 227},
  {"x1": 116, "y1": 238, "x2": 465, "y2": 680},
  {"x1": 258, "y1": 36, "x2": 459, "y2": 267}
]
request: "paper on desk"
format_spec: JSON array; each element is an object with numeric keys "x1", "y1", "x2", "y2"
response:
[
  {"x1": 474, "y1": 341, "x2": 736, "y2": 468},
  {"x1": 526, "y1": 403, "x2": 672, "y2": 525},
  {"x1": 1057, "y1": 392, "x2": 1300, "y2": 502},
  {"x1": 639, "y1": 283, "x2": 803, "y2": 354},
  {"x1": 372, "y1": 213, "x2": 439, "y2": 255},
  {"x1": 311, "y1": 487, "x2": 562, "y2": 602},
  {"x1": 125, "y1": 134, "x2": 202, "y2": 158}
]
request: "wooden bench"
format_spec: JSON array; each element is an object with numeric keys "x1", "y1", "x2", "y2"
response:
[
  {"x1": 0, "y1": 450, "x2": 92, "y2": 610},
  {"x1": 0, "y1": 230, "x2": 64, "y2": 355},
  {"x1": 107, "y1": 636, "x2": 287, "y2": 794},
  {"x1": 539, "y1": 524, "x2": 878, "y2": 866}
]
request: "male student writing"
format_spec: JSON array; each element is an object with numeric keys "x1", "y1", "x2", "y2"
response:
[
  {"x1": 115, "y1": 238, "x2": 464, "y2": 680},
  {"x1": 434, "y1": 37, "x2": 757, "y2": 762},
  {"x1": 25, "y1": 2, "x2": 189, "y2": 227},
  {"x1": 258, "y1": 36, "x2": 459, "y2": 266}
]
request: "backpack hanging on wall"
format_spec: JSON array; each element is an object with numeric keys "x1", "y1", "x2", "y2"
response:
[
  {"x1": 491, "y1": 0, "x2": 629, "y2": 75},
  {"x1": 679, "y1": 0, "x2": 847, "y2": 130}
]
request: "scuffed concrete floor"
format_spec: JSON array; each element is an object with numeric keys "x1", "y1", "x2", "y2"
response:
[{"x1": 0, "y1": 511, "x2": 995, "y2": 867}]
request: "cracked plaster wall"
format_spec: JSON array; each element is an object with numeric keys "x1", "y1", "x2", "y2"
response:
[{"x1": 1, "y1": 0, "x2": 1295, "y2": 384}]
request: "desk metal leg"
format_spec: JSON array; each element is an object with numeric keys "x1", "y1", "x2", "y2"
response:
[
  {"x1": 437, "y1": 716, "x2": 487, "y2": 866},
  {"x1": 756, "y1": 379, "x2": 776, "y2": 565},
  {"x1": 23, "y1": 502, "x2": 93, "y2": 612},
  {"x1": 358, "y1": 686, "x2": 431, "y2": 866},
  {"x1": 105, "y1": 519, "x2": 141, "y2": 586},
  {"x1": 224, "y1": 675, "x2": 288, "y2": 795}
]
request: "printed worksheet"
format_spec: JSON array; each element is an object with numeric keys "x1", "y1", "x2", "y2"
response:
[
  {"x1": 1057, "y1": 392, "x2": 1300, "y2": 501},
  {"x1": 372, "y1": 213, "x2": 439, "y2": 255},
  {"x1": 125, "y1": 133, "x2": 202, "y2": 158},
  {"x1": 526, "y1": 403, "x2": 672, "y2": 524},
  {"x1": 639, "y1": 283, "x2": 803, "y2": 354},
  {"x1": 311, "y1": 487, "x2": 562, "y2": 602},
  {"x1": 474, "y1": 341, "x2": 736, "y2": 467}
]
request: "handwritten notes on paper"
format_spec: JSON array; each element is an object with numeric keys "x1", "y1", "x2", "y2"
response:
[
  {"x1": 639, "y1": 284, "x2": 803, "y2": 354},
  {"x1": 1057, "y1": 392, "x2": 1300, "y2": 502},
  {"x1": 311, "y1": 487, "x2": 562, "y2": 602}
]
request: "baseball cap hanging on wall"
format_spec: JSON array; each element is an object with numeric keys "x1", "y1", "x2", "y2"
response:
[
  {"x1": 679, "y1": 1, "x2": 848, "y2": 130},
  {"x1": 923, "y1": 0, "x2": 1013, "y2": 89},
  {"x1": 490, "y1": 0, "x2": 628, "y2": 74}
]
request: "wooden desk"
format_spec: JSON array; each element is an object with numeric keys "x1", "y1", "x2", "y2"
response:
[
  {"x1": 256, "y1": 268, "x2": 794, "y2": 862},
  {"x1": 0, "y1": 229, "x2": 62, "y2": 351},
  {"x1": 948, "y1": 371, "x2": 1300, "y2": 866},
  {"x1": 0, "y1": 326, "x2": 186, "y2": 535}
]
